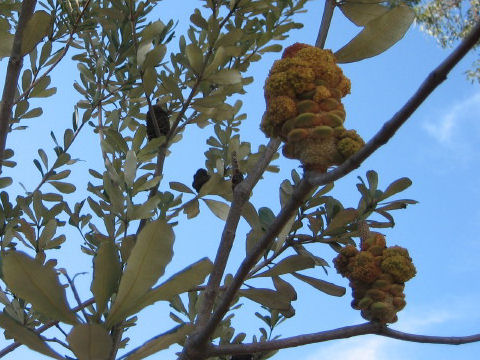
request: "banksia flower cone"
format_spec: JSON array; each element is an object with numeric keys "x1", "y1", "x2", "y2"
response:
[
  {"x1": 261, "y1": 43, "x2": 364, "y2": 171},
  {"x1": 333, "y1": 233, "x2": 416, "y2": 324}
]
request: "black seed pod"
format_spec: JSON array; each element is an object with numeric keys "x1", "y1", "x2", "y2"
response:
[
  {"x1": 192, "y1": 168, "x2": 210, "y2": 192},
  {"x1": 146, "y1": 103, "x2": 170, "y2": 141}
]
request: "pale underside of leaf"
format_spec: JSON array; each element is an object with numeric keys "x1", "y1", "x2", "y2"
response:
[
  {"x1": 67, "y1": 323, "x2": 113, "y2": 360},
  {"x1": 335, "y1": 5, "x2": 415, "y2": 63},
  {"x1": 106, "y1": 220, "x2": 174, "y2": 327}
]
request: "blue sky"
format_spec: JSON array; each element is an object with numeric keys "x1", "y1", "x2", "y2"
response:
[{"x1": 1, "y1": 0, "x2": 480, "y2": 359}]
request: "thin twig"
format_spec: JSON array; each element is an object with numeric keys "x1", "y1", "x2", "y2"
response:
[
  {"x1": 207, "y1": 322, "x2": 480, "y2": 356},
  {"x1": 0, "y1": 0, "x2": 37, "y2": 174},
  {"x1": 63, "y1": 272, "x2": 89, "y2": 322}
]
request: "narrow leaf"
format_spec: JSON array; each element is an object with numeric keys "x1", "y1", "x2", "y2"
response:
[
  {"x1": 125, "y1": 323, "x2": 193, "y2": 360},
  {"x1": 49, "y1": 181, "x2": 76, "y2": 194},
  {"x1": 380, "y1": 177, "x2": 412, "y2": 200},
  {"x1": 169, "y1": 182, "x2": 194, "y2": 194},
  {"x1": 238, "y1": 288, "x2": 290, "y2": 310},
  {"x1": 203, "y1": 199, "x2": 230, "y2": 220},
  {"x1": 2, "y1": 251, "x2": 77, "y2": 324},
  {"x1": 292, "y1": 272, "x2": 346, "y2": 297},
  {"x1": 91, "y1": 239, "x2": 121, "y2": 315},
  {"x1": 67, "y1": 324, "x2": 113, "y2": 360},
  {"x1": 254, "y1": 255, "x2": 315, "y2": 278},
  {"x1": 126, "y1": 258, "x2": 213, "y2": 317},
  {"x1": 324, "y1": 208, "x2": 358, "y2": 234},
  {"x1": 107, "y1": 219, "x2": 174, "y2": 327},
  {"x1": 208, "y1": 69, "x2": 241, "y2": 85},
  {"x1": 124, "y1": 150, "x2": 137, "y2": 188}
]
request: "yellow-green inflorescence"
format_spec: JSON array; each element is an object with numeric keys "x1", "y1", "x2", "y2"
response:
[
  {"x1": 261, "y1": 43, "x2": 364, "y2": 171},
  {"x1": 333, "y1": 233, "x2": 416, "y2": 324}
]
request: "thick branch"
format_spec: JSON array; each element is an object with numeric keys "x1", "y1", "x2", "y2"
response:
[
  {"x1": 0, "y1": 0, "x2": 37, "y2": 174},
  {"x1": 307, "y1": 19, "x2": 480, "y2": 186},
  {"x1": 207, "y1": 323, "x2": 480, "y2": 356},
  {"x1": 196, "y1": 139, "x2": 281, "y2": 327}
]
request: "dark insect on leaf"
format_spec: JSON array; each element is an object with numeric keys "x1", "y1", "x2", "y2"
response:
[
  {"x1": 231, "y1": 150, "x2": 244, "y2": 190},
  {"x1": 192, "y1": 168, "x2": 210, "y2": 193},
  {"x1": 146, "y1": 103, "x2": 170, "y2": 141}
]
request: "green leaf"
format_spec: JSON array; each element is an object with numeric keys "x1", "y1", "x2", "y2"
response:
[
  {"x1": 127, "y1": 258, "x2": 213, "y2": 316},
  {"x1": 324, "y1": 208, "x2": 358, "y2": 235},
  {"x1": 339, "y1": 2, "x2": 389, "y2": 26},
  {"x1": 124, "y1": 150, "x2": 137, "y2": 188},
  {"x1": 208, "y1": 69, "x2": 242, "y2": 85},
  {"x1": 272, "y1": 276, "x2": 297, "y2": 301},
  {"x1": 335, "y1": 5, "x2": 415, "y2": 63},
  {"x1": 67, "y1": 323, "x2": 113, "y2": 360},
  {"x1": 142, "y1": 45, "x2": 166, "y2": 69},
  {"x1": 91, "y1": 239, "x2": 121, "y2": 315},
  {"x1": 38, "y1": 219, "x2": 57, "y2": 250},
  {"x1": 0, "y1": 32, "x2": 14, "y2": 58},
  {"x1": 254, "y1": 255, "x2": 315, "y2": 278},
  {"x1": 366, "y1": 170, "x2": 378, "y2": 194},
  {"x1": 241, "y1": 202, "x2": 260, "y2": 229},
  {"x1": 125, "y1": 323, "x2": 193, "y2": 360},
  {"x1": 183, "y1": 198, "x2": 200, "y2": 219},
  {"x1": 107, "y1": 219, "x2": 174, "y2": 327},
  {"x1": 292, "y1": 272, "x2": 346, "y2": 297},
  {"x1": 238, "y1": 288, "x2": 291, "y2": 310},
  {"x1": 0, "y1": 312, "x2": 63, "y2": 359},
  {"x1": 380, "y1": 177, "x2": 412, "y2": 200},
  {"x1": 21, "y1": 11, "x2": 52, "y2": 55},
  {"x1": 2, "y1": 251, "x2": 77, "y2": 324},
  {"x1": 169, "y1": 182, "x2": 194, "y2": 194},
  {"x1": 185, "y1": 43, "x2": 203, "y2": 74},
  {"x1": 22, "y1": 107, "x2": 43, "y2": 119},
  {"x1": 49, "y1": 181, "x2": 76, "y2": 194},
  {"x1": 203, "y1": 199, "x2": 230, "y2": 220},
  {"x1": 0, "y1": 177, "x2": 12, "y2": 189},
  {"x1": 142, "y1": 66, "x2": 157, "y2": 94}
]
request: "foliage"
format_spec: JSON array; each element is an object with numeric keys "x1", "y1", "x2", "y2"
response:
[
  {"x1": 0, "y1": 0, "x2": 476, "y2": 360},
  {"x1": 415, "y1": 0, "x2": 480, "y2": 81}
]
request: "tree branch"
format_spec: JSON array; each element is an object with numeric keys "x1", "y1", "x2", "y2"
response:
[
  {"x1": 0, "y1": 0, "x2": 37, "y2": 174},
  {"x1": 316, "y1": 0, "x2": 336, "y2": 48},
  {"x1": 196, "y1": 139, "x2": 281, "y2": 327},
  {"x1": 207, "y1": 322, "x2": 480, "y2": 356},
  {"x1": 307, "y1": 19, "x2": 480, "y2": 186}
]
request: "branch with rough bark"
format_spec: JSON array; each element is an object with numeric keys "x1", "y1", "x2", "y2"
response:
[
  {"x1": 0, "y1": 0, "x2": 37, "y2": 175},
  {"x1": 207, "y1": 322, "x2": 480, "y2": 356}
]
